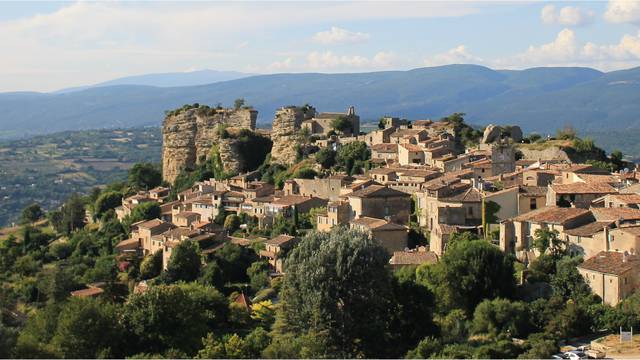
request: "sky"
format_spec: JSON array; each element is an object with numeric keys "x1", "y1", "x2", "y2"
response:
[{"x1": 2, "y1": 0, "x2": 640, "y2": 92}]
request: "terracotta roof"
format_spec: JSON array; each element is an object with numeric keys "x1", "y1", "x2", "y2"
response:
[
  {"x1": 175, "y1": 211, "x2": 200, "y2": 219},
  {"x1": 234, "y1": 293, "x2": 252, "y2": 312},
  {"x1": 400, "y1": 143, "x2": 423, "y2": 152},
  {"x1": 398, "y1": 169, "x2": 440, "y2": 178},
  {"x1": 577, "y1": 174, "x2": 620, "y2": 184},
  {"x1": 390, "y1": 129, "x2": 425, "y2": 137},
  {"x1": 412, "y1": 120, "x2": 433, "y2": 126},
  {"x1": 564, "y1": 221, "x2": 612, "y2": 237},
  {"x1": 371, "y1": 143, "x2": 398, "y2": 153},
  {"x1": 115, "y1": 238, "x2": 139, "y2": 250},
  {"x1": 513, "y1": 206, "x2": 592, "y2": 225},
  {"x1": 137, "y1": 219, "x2": 176, "y2": 233},
  {"x1": 351, "y1": 216, "x2": 407, "y2": 231},
  {"x1": 578, "y1": 251, "x2": 640, "y2": 275},
  {"x1": 591, "y1": 207, "x2": 640, "y2": 222},
  {"x1": 519, "y1": 185, "x2": 547, "y2": 197},
  {"x1": 609, "y1": 193, "x2": 640, "y2": 204},
  {"x1": 551, "y1": 182, "x2": 617, "y2": 195},
  {"x1": 390, "y1": 250, "x2": 438, "y2": 265},
  {"x1": 441, "y1": 187, "x2": 483, "y2": 203},
  {"x1": 369, "y1": 167, "x2": 399, "y2": 175},
  {"x1": 272, "y1": 195, "x2": 320, "y2": 206},
  {"x1": 265, "y1": 234, "x2": 298, "y2": 246},
  {"x1": 348, "y1": 185, "x2": 409, "y2": 199}
]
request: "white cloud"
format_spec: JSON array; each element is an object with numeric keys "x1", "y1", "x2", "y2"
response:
[
  {"x1": 313, "y1": 26, "x2": 370, "y2": 45},
  {"x1": 605, "y1": 0, "x2": 640, "y2": 25},
  {"x1": 0, "y1": 1, "x2": 479, "y2": 92},
  {"x1": 541, "y1": 5, "x2": 595, "y2": 27},
  {"x1": 424, "y1": 45, "x2": 483, "y2": 66},
  {"x1": 305, "y1": 51, "x2": 396, "y2": 70},
  {"x1": 268, "y1": 57, "x2": 294, "y2": 71},
  {"x1": 498, "y1": 28, "x2": 640, "y2": 70}
]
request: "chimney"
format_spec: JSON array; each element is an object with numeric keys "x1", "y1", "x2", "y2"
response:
[
  {"x1": 623, "y1": 251, "x2": 628, "y2": 263},
  {"x1": 603, "y1": 226, "x2": 610, "y2": 252}
]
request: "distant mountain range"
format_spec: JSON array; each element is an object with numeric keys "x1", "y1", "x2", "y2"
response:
[
  {"x1": 53, "y1": 69, "x2": 253, "y2": 94},
  {"x1": 1, "y1": 64, "x2": 640, "y2": 139}
]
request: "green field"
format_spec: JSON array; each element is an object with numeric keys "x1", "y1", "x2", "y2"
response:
[{"x1": 0, "y1": 128, "x2": 161, "y2": 226}]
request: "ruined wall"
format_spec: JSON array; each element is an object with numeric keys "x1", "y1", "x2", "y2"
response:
[
  {"x1": 162, "y1": 106, "x2": 257, "y2": 183},
  {"x1": 270, "y1": 106, "x2": 306, "y2": 165}
]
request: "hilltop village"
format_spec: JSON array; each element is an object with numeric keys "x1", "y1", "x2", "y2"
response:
[
  {"x1": 117, "y1": 103, "x2": 640, "y2": 308},
  {"x1": 3, "y1": 101, "x2": 640, "y2": 359}
]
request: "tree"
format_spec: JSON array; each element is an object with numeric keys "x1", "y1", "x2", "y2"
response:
[
  {"x1": 247, "y1": 261, "x2": 270, "y2": 292},
  {"x1": 60, "y1": 194, "x2": 86, "y2": 234},
  {"x1": 51, "y1": 298, "x2": 124, "y2": 358},
  {"x1": 292, "y1": 167, "x2": 317, "y2": 179},
  {"x1": 533, "y1": 228, "x2": 566, "y2": 258},
  {"x1": 336, "y1": 141, "x2": 369, "y2": 175},
  {"x1": 330, "y1": 116, "x2": 352, "y2": 133},
  {"x1": 519, "y1": 332, "x2": 558, "y2": 359},
  {"x1": 315, "y1": 147, "x2": 336, "y2": 169},
  {"x1": 378, "y1": 117, "x2": 386, "y2": 129},
  {"x1": 223, "y1": 214, "x2": 241, "y2": 232},
  {"x1": 129, "y1": 202, "x2": 161, "y2": 222},
  {"x1": 166, "y1": 241, "x2": 201, "y2": 283},
  {"x1": 128, "y1": 163, "x2": 162, "y2": 190},
  {"x1": 121, "y1": 285, "x2": 210, "y2": 355},
  {"x1": 471, "y1": 298, "x2": 531, "y2": 338},
  {"x1": 94, "y1": 191, "x2": 122, "y2": 218},
  {"x1": 279, "y1": 227, "x2": 395, "y2": 358},
  {"x1": 418, "y1": 239, "x2": 516, "y2": 315},
  {"x1": 213, "y1": 243, "x2": 257, "y2": 284},
  {"x1": 21, "y1": 203, "x2": 43, "y2": 224},
  {"x1": 178, "y1": 282, "x2": 229, "y2": 331},
  {"x1": 405, "y1": 336, "x2": 442, "y2": 359},
  {"x1": 140, "y1": 250, "x2": 163, "y2": 280},
  {"x1": 234, "y1": 98, "x2": 246, "y2": 110}
]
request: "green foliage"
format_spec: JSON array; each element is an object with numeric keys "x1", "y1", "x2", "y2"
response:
[
  {"x1": 234, "y1": 98, "x2": 245, "y2": 110},
  {"x1": 140, "y1": 250, "x2": 163, "y2": 280},
  {"x1": 378, "y1": 117, "x2": 386, "y2": 129},
  {"x1": 20, "y1": 203, "x2": 43, "y2": 224},
  {"x1": 128, "y1": 163, "x2": 162, "y2": 190},
  {"x1": 557, "y1": 125, "x2": 577, "y2": 140},
  {"x1": 245, "y1": 261, "x2": 269, "y2": 293},
  {"x1": 129, "y1": 202, "x2": 161, "y2": 223},
  {"x1": 405, "y1": 336, "x2": 442, "y2": 359},
  {"x1": 471, "y1": 298, "x2": 531, "y2": 338},
  {"x1": 336, "y1": 141, "x2": 369, "y2": 175},
  {"x1": 572, "y1": 137, "x2": 595, "y2": 152},
  {"x1": 211, "y1": 243, "x2": 257, "y2": 285},
  {"x1": 280, "y1": 227, "x2": 395, "y2": 358},
  {"x1": 330, "y1": 116, "x2": 353, "y2": 133},
  {"x1": 315, "y1": 147, "x2": 337, "y2": 169},
  {"x1": 292, "y1": 167, "x2": 317, "y2": 179},
  {"x1": 533, "y1": 228, "x2": 567, "y2": 258},
  {"x1": 121, "y1": 284, "x2": 210, "y2": 356},
  {"x1": 223, "y1": 214, "x2": 241, "y2": 232},
  {"x1": 51, "y1": 194, "x2": 86, "y2": 235},
  {"x1": 94, "y1": 191, "x2": 122, "y2": 218},
  {"x1": 166, "y1": 241, "x2": 201, "y2": 283},
  {"x1": 50, "y1": 298, "x2": 124, "y2": 358},
  {"x1": 418, "y1": 239, "x2": 516, "y2": 315}
]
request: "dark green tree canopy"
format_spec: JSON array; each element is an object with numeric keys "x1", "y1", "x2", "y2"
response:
[{"x1": 128, "y1": 163, "x2": 162, "y2": 190}]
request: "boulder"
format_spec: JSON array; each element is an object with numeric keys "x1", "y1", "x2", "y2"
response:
[
  {"x1": 509, "y1": 125, "x2": 523, "y2": 142},
  {"x1": 482, "y1": 124, "x2": 501, "y2": 144}
]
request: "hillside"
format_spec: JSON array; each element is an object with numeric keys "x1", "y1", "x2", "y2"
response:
[{"x1": 1, "y1": 64, "x2": 640, "y2": 139}]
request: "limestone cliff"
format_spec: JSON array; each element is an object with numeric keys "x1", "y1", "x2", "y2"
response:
[
  {"x1": 162, "y1": 105, "x2": 257, "y2": 183},
  {"x1": 270, "y1": 106, "x2": 309, "y2": 165}
]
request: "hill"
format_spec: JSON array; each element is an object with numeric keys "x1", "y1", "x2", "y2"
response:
[
  {"x1": 53, "y1": 69, "x2": 253, "y2": 93},
  {"x1": 1, "y1": 64, "x2": 640, "y2": 139}
]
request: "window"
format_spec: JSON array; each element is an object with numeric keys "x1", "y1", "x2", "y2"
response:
[
  {"x1": 530, "y1": 198, "x2": 537, "y2": 210},
  {"x1": 468, "y1": 207, "x2": 473, "y2": 216}
]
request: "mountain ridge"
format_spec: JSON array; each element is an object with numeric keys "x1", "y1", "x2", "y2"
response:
[{"x1": 1, "y1": 64, "x2": 640, "y2": 139}]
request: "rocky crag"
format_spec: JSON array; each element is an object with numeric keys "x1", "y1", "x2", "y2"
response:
[
  {"x1": 162, "y1": 105, "x2": 257, "y2": 183},
  {"x1": 270, "y1": 106, "x2": 314, "y2": 165}
]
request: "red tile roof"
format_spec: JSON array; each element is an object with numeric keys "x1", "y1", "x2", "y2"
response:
[
  {"x1": 513, "y1": 206, "x2": 592, "y2": 225},
  {"x1": 578, "y1": 251, "x2": 640, "y2": 275}
]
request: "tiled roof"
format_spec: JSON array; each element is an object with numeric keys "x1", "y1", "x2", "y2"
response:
[
  {"x1": 272, "y1": 195, "x2": 319, "y2": 206},
  {"x1": 609, "y1": 193, "x2": 640, "y2": 204},
  {"x1": 369, "y1": 167, "x2": 399, "y2": 175},
  {"x1": 351, "y1": 216, "x2": 407, "y2": 231},
  {"x1": 617, "y1": 225, "x2": 640, "y2": 237},
  {"x1": 371, "y1": 143, "x2": 398, "y2": 153},
  {"x1": 513, "y1": 206, "x2": 592, "y2": 225},
  {"x1": 412, "y1": 120, "x2": 433, "y2": 126},
  {"x1": 348, "y1": 185, "x2": 409, "y2": 198},
  {"x1": 390, "y1": 129, "x2": 425, "y2": 137},
  {"x1": 265, "y1": 234, "x2": 299, "y2": 246},
  {"x1": 70, "y1": 287, "x2": 104, "y2": 298},
  {"x1": 591, "y1": 207, "x2": 640, "y2": 221},
  {"x1": 551, "y1": 182, "x2": 617, "y2": 194},
  {"x1": 578, "y1": 251, "x2": 640, "y2": 275},
  {"x1": 441, "y1": 187, "x2": 483, "y2": 203},
  {"x1": 564, "y1": 221, "x2": 612, "y2": 237},
  {"x1": 519, "y1": 185, "x2": 548, "y2": 197},
  {"x1": 390, "y1": 250, "x2": 438, "y2": 265},
  {"x1": 137, "y1": 219, "x2": 174, "y2": 232},
  {"x1": 175, "y1": 211, "x2": 200, "y2": 219},
  {"x1": 400, "y1": 143, "x2": 423, "y2": 152}
]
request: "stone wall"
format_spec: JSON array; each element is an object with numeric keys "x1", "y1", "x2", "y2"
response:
[{"x1": 162, "y1": 106, "x2": 257, "y2": 183}]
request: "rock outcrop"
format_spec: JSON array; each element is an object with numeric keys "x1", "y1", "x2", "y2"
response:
[
  {"x1": 482, "y1": 124, "x2": 501, "y2": 144},
  {"x1": 270, "y1": 106, "x2": 309, "y2": 165},
  {"x1": 162, "y1": 106, "x2": 257, "y2": 183},
  {"x1": 482, "y1": 124, "x2": 523, "y2": 143}
]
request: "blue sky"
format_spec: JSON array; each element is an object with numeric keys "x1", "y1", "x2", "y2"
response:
[{"x1": 1, "y1": 1, "x2": 640, "y2": 92}]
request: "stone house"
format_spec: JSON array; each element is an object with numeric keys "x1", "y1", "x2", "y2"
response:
[
  {"x1": 499, "y1": 206, "x2": 594, "y2": 256},
  {"x1": 371, "y1": 143, "x2": 399, "y2": 162},
  {"x1": 259, "y1": 235, "x2": 300, "y2": 273},
  {"x1": 283, "y1": 177, "x2": 346, "y2": 200},
  {"x1": 350, "y1": 217, "x2": 408, "y2": 254},
  {"x1": 264, "y1": 195, "x2": 328, "y2": 221},
  {"x1": 578, "y1": 251, "x2": 640, "y2": 306},
  {"x1": 369, "y1": 167, "x2": 400, "y2": 184},
  {"x1": 546, "y1": 182, "x2": 617, "y2": 208},
  {"x1": 317, "y1": 201, "x2": 351, "y2": 232},
  {"x1": 133, "y1": 219, "x2": 176, "y2": 256},
  {"x1": 600, "y1": 193, "x2": 640, "y2": 209},
  {"x1": 300, "y1": 106, "x2": 360, "y2": 136},
  {"x1": 347, "y1": 185, "x2": 411, "y2": 224},
  {"x1": 365, "y1": 128, "x2": 396, "y2": 146},
  {"x1": 173, "y1": 211, "x2": 201, "y2": 228},
  {"x1": 517, "y1": 186, "x2": 547, "y2": 214},
  {"x1": 390, "y1": 129, "x2": 429, "y2": 145},
  {"x1": 389, "y1": 248, "x2": 439, "y2": 269},
  {"x1": 398, "y1": 144, "x2": 425, "y2": 165}
]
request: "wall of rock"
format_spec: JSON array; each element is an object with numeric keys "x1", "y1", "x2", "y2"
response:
[
  {"x1": 162, "y1": 106, "x2": 257, "y2": 183},
  {"x1": 270, "y1": 106, "x2": 306, "y2": 165}
]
